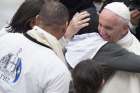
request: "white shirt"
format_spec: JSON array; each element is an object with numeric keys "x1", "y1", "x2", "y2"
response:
[
  {"x1": 0, "y1": 33, "x2": 71, "y2": 93},
  {"x1": 65, "y1": 32, "x2": 107, "y2": 68}
]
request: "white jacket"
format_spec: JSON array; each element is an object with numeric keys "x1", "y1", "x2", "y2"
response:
[{"x1": 0, "y1": 33, "x2": 71, "y2": 93}]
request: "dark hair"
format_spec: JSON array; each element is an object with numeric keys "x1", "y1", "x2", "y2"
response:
[
  {"x1": 7, "y1": 0, "x2": 44, "y2": 33},
  {"x1": 60, "y1": 0, "x2": 96, "y2": 19},
  {"x1": 59, "y1": 0, "x2": 98, "y2": 34},
  {"x1": 72, "y1": 59, "x2": 103, "y2": 93},
  {"x1": 39, "y1": 1, "x2": 69, "y2": 26},
  {"x1": 77, "y1": 7, "x2": 99, "y2": 35},
  {"x1": 128, "y1": 0, "x2": 140, "y2": 11}
]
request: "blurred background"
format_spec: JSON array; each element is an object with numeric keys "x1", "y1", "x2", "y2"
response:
[{"x1": 0, "y1": 0, "x2": 24, "y2": 29}]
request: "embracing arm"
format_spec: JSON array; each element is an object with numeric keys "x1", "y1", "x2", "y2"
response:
[
  {"x1": 59, "y1": 11, "x2": 90, "y2": 47},
  {"x1": 64, "y1": 11, "x2": 90, "y2": 39},
  {"x1": 93, "y1": 43, "x2": 140, "y2": 73}
]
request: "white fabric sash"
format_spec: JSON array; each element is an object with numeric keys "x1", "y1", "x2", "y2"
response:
[{"x1": 27, "y1": 26, "x2": 65, "y2": 63}]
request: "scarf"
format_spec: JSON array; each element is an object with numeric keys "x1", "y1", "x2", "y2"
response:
[{"x1": 26, "y1": 26, "x2": 65, "y2": 63}]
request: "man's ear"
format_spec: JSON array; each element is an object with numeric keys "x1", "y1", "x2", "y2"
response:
[{"x1": 64, "y1": 21, "x2": 69, "y2": 31}]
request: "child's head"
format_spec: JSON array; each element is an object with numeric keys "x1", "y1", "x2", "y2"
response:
[{"x1": 72, "y1": 59, "x2": 103, "y2": 93}]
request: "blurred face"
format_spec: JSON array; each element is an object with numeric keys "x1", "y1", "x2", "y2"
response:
[{"x1": 98, "y1": 9, "x2": 128, "y2": 42}]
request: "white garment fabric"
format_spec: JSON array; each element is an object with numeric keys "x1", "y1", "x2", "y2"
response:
[
  {"x1": 59, "y1": 36, "x2": 70, "y2": 48},
  {"x1": 0, "y1": 32, "x2": 71, "y2": 93},
  {"x1": 65, "y1": 32, "x2": 107, "y2": 68},
  {"x1": 101, "y1": 31, "x2": 140, "y2": 93},
  {"x1": 0, "y1": 27, "x2": 8, "y2": 36},
  {"x1": 65, "y1": 30, "x2": 140, "y2": 93},
  {"x1": 27, "y1": 26, "x2": 65, "y2": 63}
]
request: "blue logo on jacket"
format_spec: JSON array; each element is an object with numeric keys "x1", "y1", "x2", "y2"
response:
[{"x1": 0, "y1": 48, "x2": 22, "y2": 83}]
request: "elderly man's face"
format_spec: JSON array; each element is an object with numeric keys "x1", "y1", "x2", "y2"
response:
[{"x1": 98, "y1": 9, "x2": 128, "y2": 42}]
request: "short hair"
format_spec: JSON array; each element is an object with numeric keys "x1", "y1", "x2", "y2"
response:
[
  {"x1": 60, "y1": 0, "x2": 95, "y2": 19},
  {"x1": 8, "y1": 0, "x2": 44, "y2": 33},
  {"x1": 76, "y1": 7, "x2": 99, "y2": 35},
  {"x1": 39, "y1": 1, "x2": 69, "y2": 26},
  {"x1": 72, "y1": 59, "x2": 103, "y2": 93}
]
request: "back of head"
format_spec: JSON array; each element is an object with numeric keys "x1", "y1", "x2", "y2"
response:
[
  {"x1": 77, "y1": 7, "x2": 99, "y2": 35},
  {"x1": 8, "y1": 0, "x2": 44, "y2": 33},
  {"x1": 72, "y1": 59, "x2": 103, "y2": 93},
  {"x1": 60, "y1": 0, "x2": 95, "y2": 19},
  {"x1": 39, "y1": 1, "x2": 69, "y2": 26}
]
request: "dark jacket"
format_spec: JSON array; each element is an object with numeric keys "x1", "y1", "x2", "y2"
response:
[{"x1": 93, "y1": 43, "x2": 140, "y2": 80}]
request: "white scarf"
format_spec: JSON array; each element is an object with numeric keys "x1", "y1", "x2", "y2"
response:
[{"x1": 26, "y1": 26, "x2": 65, "y2": 63}]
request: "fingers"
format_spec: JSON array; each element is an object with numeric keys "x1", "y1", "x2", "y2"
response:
[
  {"x1": 72, "y1": 11, "x2": 90, "y2": 27},
  {"x1": 73, "y1": 11, "x2": 90, "y2": 21},
  {"x1": 64, "y1": 11, "x2": 90, "y2": 39},
  {"x1": 131, "y1": 9, "x2": 140, "y2": 25},
  {"x1": 77, "y1": 18, "x2": 90, "y2": 25},
  {"x1": 131, "y1": 9, "x2": 140, "y2": 18},
  {"x1": 78, "y1": 23, "x2": 89, "y2": 29},
  {"x1": 77, "y1": 17, "x2": 90, "y2": 29}
]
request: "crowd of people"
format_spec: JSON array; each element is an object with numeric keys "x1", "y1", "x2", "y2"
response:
[{"x1": 0, "y1": 0, "x2": 140, "y2": 93}]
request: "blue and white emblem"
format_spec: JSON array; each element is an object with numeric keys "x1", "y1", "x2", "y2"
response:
[{"x1": 0, "y1": 48, "x2": 22, "y2": 83}]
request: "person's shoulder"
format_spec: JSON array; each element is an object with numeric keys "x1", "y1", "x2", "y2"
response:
[
  {"x1": 0, "y1": 27, "x2": 8, "y2": 36},
  {"x1": 33, "y1": 49, "x2": 70, "y2": 81},
  {"x1": 30, "y1": 47, "x2": 68, "y2": 70},
  {"x1": 0, "y1": 33, "x2": 26, "y2": 47},
  {"x1": 0, "y1": 32, "x2": 24, "y2": 41}
]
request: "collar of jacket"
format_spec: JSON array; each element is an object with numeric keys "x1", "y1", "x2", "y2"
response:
[
  {"x1": 26, "y1": 26, "x2": 66, "y2": 63},
  {"x1": 117, "y1": 30, "x2": 133, "y2": 48}
]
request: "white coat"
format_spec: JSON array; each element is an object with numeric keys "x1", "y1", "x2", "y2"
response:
[{"x1": 0, "y1": 32, "x2": 71, "y2": 93}]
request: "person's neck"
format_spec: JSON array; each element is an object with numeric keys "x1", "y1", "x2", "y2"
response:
[{"x1": 38, "y1": 25, "x2": 62, "y2": 40}]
